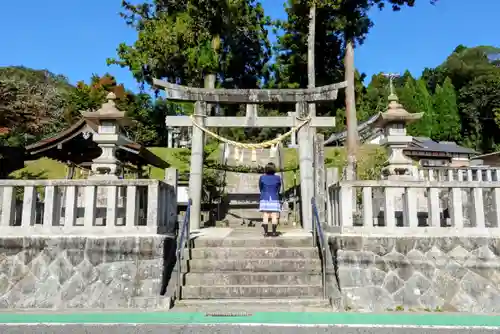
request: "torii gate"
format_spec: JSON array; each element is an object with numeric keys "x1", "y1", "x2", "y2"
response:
[{"x1": 153, "y1": 78, "x2": 347, "y2": 232}]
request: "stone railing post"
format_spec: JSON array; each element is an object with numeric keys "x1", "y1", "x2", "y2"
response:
[
  {"x1": 314, "y1": 133, "x2": 326, "y2": 223},
  {"x1": 163, "y1": 168, "x2": 178, "y2": 234},
  {"x1": 1, "y1": 187, "x2": 16, "y2": 228},
  {"x1": 326, "y1": 167, "x2": 340, "y2": 227},
  {"x1": 339, "y1": 184, "x2": 353, "y2": 228}
]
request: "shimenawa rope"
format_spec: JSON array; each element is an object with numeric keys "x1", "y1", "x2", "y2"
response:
[{"x1": 189, "y1": 114, "x2": 311, "y2": 149}]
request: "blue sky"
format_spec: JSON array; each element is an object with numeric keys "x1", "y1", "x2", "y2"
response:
[{"x1": 0, "y1": 0, "x2": 498, "y2": 92}]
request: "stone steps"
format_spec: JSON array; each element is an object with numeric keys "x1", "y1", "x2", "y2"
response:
[
  {"x1": 183, "y1": 272, "x2": 322, "y2": 286},
  {"x1": 181, "y1": 285, "x2": 322, "y2": 299},
  {"x1": 174, "y1": 298, "x2": 330, "y2": 311},
  {"x1": 186, "y1": 247, "x2": 318, "y2": 259},
  {"x1": 182, "y1": 258, "x2": 321, "y2": 272},
  {"x1": 193, "y1": 236, "x2": 313, "y2": 248},
  {"x1": 176, "y1": 233, "x2": 324, "y2": 302}
]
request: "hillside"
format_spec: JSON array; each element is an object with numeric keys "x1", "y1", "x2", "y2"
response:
[{"x1": 0, "y1": 66, "x2": 75, "y2": 146}]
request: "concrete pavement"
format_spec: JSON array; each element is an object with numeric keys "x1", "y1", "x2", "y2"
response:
[{"x1": 0, "y1": 323, "x2": 499, "y2": 334}]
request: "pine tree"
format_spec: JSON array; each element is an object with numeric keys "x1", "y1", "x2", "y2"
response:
[{"x1": 433, "y1": 77, "x2": 460, "y2": 142}]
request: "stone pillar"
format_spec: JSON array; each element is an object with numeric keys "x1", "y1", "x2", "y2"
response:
[
  {"x1": 188, "y1": 74, "x2": 214, "y2": 231},
  {"x1": 297, "y1": 102, "x2": 314, "y2": 231},
  {"x1": 188, "y1": 101, "x2": 206, "y2": 231},
  {"x1": 164, "y1": 168, "x2": 178, "y2": 234}
]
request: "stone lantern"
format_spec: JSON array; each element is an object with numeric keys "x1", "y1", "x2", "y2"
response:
[
  {"x1": 373, "y1": 87, "x2": 423, "y2": 179},
  {"x1": 82, "y1": 92, "x2": 133, "y2": 179}
]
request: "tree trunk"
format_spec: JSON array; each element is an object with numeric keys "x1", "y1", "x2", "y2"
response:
[
  {"x1": 307, "y1": 4, "x2": 316, "y2": 91},
  {"x1": 345, "y1": 39, "x2": 358, "y2": 180},
  {"x1": 307, "y1": 4, "x2": 317, "y2": 154}
]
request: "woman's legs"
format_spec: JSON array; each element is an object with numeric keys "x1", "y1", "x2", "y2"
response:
[
  {"x1": 270, "y1": 212, "x2": 279, "y2": 236},
  {"x1": 262, "y1": 212, "x2": 270, "y2": 236},
  {"x1": 262, "y1": 211, "x2": 279, "y2": 237}
]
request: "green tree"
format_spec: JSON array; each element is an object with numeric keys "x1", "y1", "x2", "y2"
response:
[
  {"x1": 460, "y1": 75, "x2": 500, "y2": 152},
  {"x1": 428, "y1": 46, "x2": 500, "y2": 151},
  {"x1": 433, "y1": 77, "x2": 460, "y2": 142},
  {"x1": 410, "y1": 79, "x2": 435, "y2": 137},
  {"x1": 109, "y1": 0, "x2": 274, "y2": 143},
  {"x1": 398, "y1": 75, "x2": 416, "y2": 110},
  {"x1": 272, "y1": 0, "x2": 437, "y2": 141},
  {"x1": 0, "y1": 66, "x2": 72, "y2": 146},
  {"x1": 109, "y1": 0, "x2": 271, "y2": 90}
]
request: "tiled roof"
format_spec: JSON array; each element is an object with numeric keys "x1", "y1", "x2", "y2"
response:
[
  {"x1": 408, "y1": 137, "x2": 476, "y2": 154},
  {"x1": 25, "y1": 119, "x2": 169, "y2": 169}
]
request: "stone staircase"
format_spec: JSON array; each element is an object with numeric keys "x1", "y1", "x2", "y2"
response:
[
  {"x1": 220, "y1": 144, "x2": 289, "y2": 227},
  {"x1": 173, "y1": 231, "x2": 329, "y2": 312}
]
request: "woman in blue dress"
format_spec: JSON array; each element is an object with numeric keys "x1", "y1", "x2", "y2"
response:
[{"x1": 259, "y1": 162, "x2": 282, "y2": 237}]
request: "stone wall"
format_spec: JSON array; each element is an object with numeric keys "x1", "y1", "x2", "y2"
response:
[
  {"x1": 0, "y1": 236, "x2": 175, "y2": 309},
  {"x1": 329, "y1": 235, "x2": 500, "y2": 313}
]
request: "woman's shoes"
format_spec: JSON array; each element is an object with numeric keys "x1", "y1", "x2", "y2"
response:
[{"x1": 262, "y1": 225, "x2": 279, "y2": 237}]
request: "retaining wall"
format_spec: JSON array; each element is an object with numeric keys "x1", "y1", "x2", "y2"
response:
[
  {"x1": 329, "y1": 235, "x2": 500, "y2": 313},
  {"x1": 0, "y1": 236, "x2": 175, "y2": 309}
]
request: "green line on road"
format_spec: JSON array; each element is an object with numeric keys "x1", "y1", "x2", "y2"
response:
[{"x1": 0, "y1": 312, "x2": 499, "y2": 327}]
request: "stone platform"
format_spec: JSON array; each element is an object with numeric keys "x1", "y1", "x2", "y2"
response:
[{"x1": 329, "y1": 234, "x2": 500, "y2": 313}]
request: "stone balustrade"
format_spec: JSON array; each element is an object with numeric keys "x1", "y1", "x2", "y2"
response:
[
  {"x1": 0, "y1": 179, "x2": 177, "y2": 236},
  {"x1": 418, "y1": 167, "x2": 499, "y2": 182},
  {"x1": 327, "y1": 178, "x2": 500, "y2": 236}
]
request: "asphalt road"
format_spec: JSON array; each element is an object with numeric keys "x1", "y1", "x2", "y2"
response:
[{"x1": 0, "y1": 324, "x2": 498, "y2": 334}]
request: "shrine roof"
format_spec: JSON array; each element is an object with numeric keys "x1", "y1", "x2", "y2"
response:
[
  {"x1": 324, "y1": 114, "x2": 379, "y2": 145},
  {"x1": 25, "y1": 119, "x2": 169, "y2": 169}
]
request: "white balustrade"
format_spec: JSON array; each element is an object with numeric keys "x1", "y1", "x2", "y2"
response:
[
  {"x1": 0, "y1": 179, "x2": 177, "y2": 236},
  {"x1": 418, "y1": 167, "x2": 499, "y2": 182},
  {"x1": 327, "y1": 171, "x2": 500, "y2": 236}
]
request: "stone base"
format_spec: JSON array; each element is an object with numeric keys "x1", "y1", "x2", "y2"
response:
[
  {"x1": 329, "y1": 235, "x2": 500, "y2": 313},
  {"x1": 0, "y1": 236, "x2": 175, "y2": 310}
]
